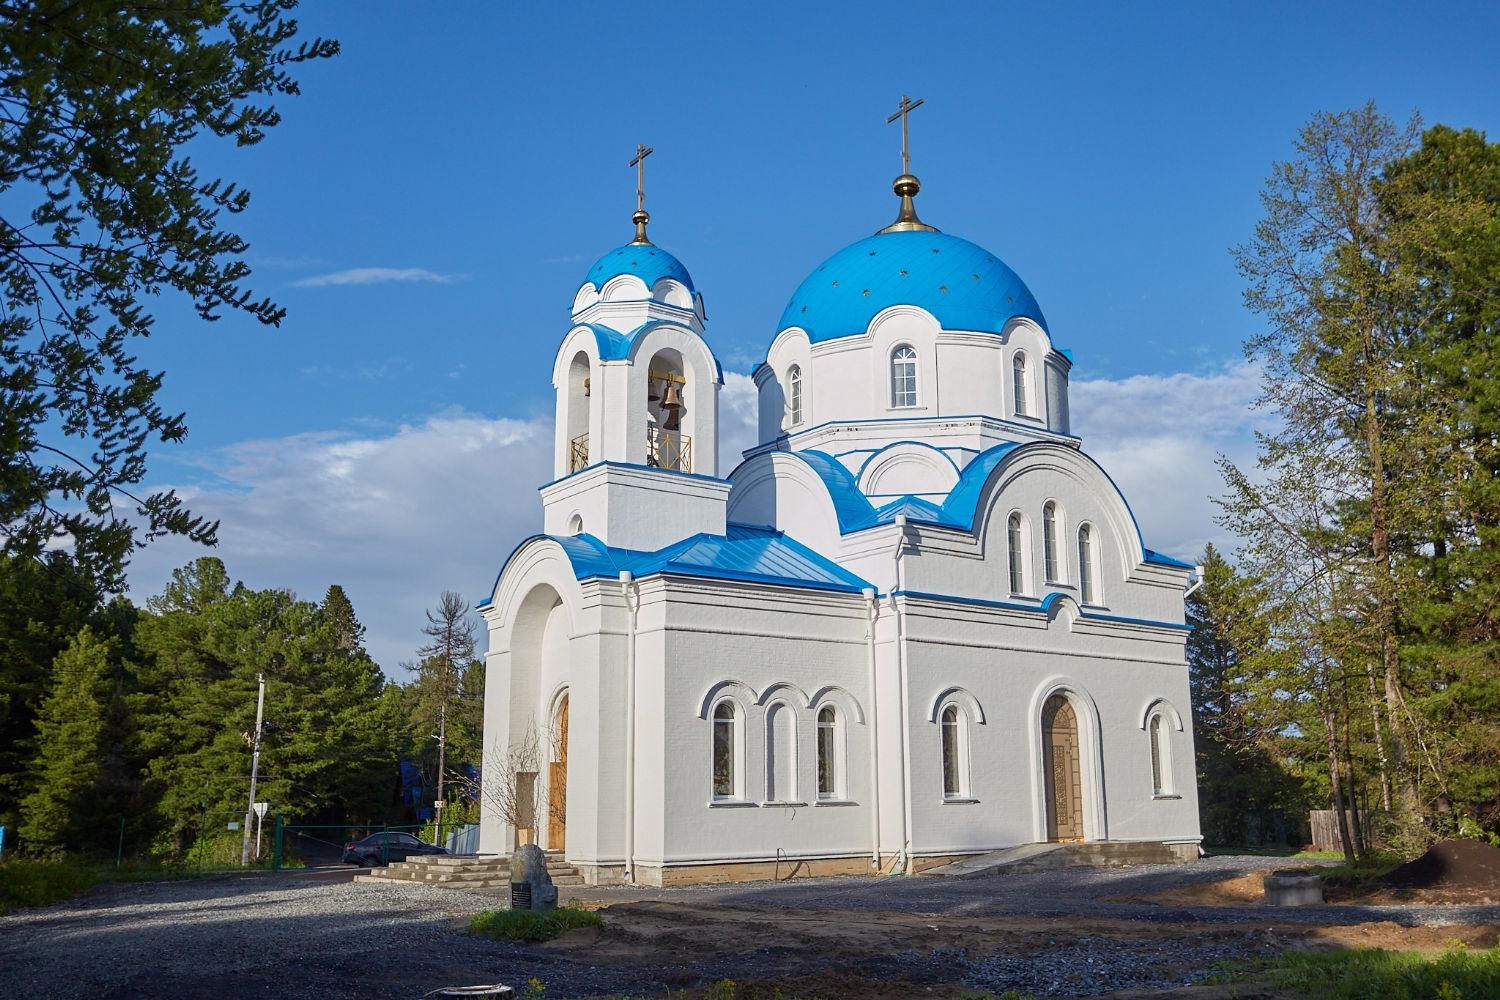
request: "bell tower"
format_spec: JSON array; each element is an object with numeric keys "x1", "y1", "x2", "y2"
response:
[{"x1": 540, "y1": 148, "x2": 729, "y2": 552}]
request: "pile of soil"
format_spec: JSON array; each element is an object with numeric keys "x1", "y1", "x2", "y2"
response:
[{"x1": 1378, "y1": 838, "x2": 1500, "y2": 891}]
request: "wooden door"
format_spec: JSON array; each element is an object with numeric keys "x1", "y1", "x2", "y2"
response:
[
  {"x1": 548, "y1": 696, "x2": 569, "y2": 851},
  {"x1": 1043, "y1": 695, "x2": 1085, "y2": 842}
]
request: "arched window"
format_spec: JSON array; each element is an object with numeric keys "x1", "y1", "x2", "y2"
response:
[
  {"x1": 787, "y1": 364, "x2": 804, "y2": 426},
  {"x1": 941, "y1": 704, "x2": 964, "y2": 798},
  {"x1": 765, "y1": 702, "x2": 796, "y2": 802},
  {"x1": 1043, "y1": 501, "x2": 1061, "y2": 583},
  {"x1": 712, "y1": 702, "x2": 737, "y2": 799},
  {"x1": 567, "y1": 513, "x2": 584, "y2": 536},
  {"x1": 890, "y1": 345, "x2": 918, "y2": 408},
  {"x1": 1078, "y1": 523, "x2": 1098, "y2": 605},
  {"x1": 1007, "y1": 512, "x2": 1026, "y2": 594},
  {"x1": 816, "y1": 706, "x2": 837, "y2": 799},
  {"x1": 1149, "y1": 714, "x2": 1166, "y2": 795},
  {"x1": 1013, "y1": 352, "x2": 1029, "y2": 416}
]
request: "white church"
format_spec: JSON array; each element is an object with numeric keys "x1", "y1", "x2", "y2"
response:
[{"x1": 478, "y1": 116, "x2": 1203, "y2": 885}]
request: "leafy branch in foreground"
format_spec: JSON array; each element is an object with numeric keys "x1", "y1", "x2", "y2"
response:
[{"x1": 0, "y1": 1, "x2": 338, "y2": 591}]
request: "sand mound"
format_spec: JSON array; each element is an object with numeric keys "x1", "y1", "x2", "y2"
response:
[{"x1": 1379, "y1": 839, "x2": 1500, "y2": 890}]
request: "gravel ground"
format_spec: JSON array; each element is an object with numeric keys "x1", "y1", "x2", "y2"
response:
[{"x1": 3, "y1": 856, "x2": 1498, "y2": 999}]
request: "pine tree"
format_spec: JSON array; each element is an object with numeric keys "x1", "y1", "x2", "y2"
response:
[
  {"x1": 323, "y1": 585, "x2": 367, "y2": 653},
  {"x1": 18, "y1": 628, "x2": 124, "y2": 851}
]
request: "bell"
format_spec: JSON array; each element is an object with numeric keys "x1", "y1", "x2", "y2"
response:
[
  {"x1": 662, "y1": 407, "x2": 681, "y2": 432},
  {"x1": 647, "y1": 378, "x2": 660, "y2": 402},
  {"x1": 660, "y1": 382, "x2": 683, "y2": 411}
]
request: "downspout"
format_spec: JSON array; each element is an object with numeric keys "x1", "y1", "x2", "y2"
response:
[
  {"x1": 620, "y1": 571, "x2": 637, "y2": 883},
  {"x1": 1183, "y1": 564, "x2": 1206, "y2": 598},
  {"x1": 862, "y1": 587, "x2": 882, "y2": 870},
  {"x1": 891, "y1": 515, "x2": 913, "y2": 874}
]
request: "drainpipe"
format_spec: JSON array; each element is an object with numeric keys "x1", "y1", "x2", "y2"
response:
[
  {"x1": 891, "y1": 515, "x2": 913, "y2": 873},
  {"x1": 863, "y1": 587, "x2": 882, "y2": 870},
  {"x1": 1183, "y1": 564, "x2": 1207, "y2": 598},
  {"x1": 620, "y1": 571, "x2": 637, "y2": 883}
]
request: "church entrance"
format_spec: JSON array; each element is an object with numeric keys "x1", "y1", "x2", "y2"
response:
[
  {"x1": 548, "y1": 695, "x2": 569, "y2": 852},
  {"x1": 1042, "y1": 694, "x2": 1085, "y2": 842}
]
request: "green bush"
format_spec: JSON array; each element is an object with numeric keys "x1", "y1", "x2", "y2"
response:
[
  {"x1": 0, "y1": 858, "x2": 98, "y2": 913},
  {"x1": 469, "y1": 903, "x2": 603, "y2": 941},
  {"x1": 1219, "y1": 946, "x2": 1500, "y2": 998}
]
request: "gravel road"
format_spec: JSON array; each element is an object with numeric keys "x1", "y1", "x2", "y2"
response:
[{"x1": 3, "y1": 856, "x2": 1497, "y2": 999}]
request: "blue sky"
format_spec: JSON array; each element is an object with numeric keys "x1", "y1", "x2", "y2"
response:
[{"x1": 125, "y1": 1, "x2": 1500, "y2": 670}]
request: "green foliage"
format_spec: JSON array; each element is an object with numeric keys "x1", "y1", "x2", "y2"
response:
[
  {"x1": 0, "y1": 857, "x2": 97, "y2": 913},
  {"x1": 405, "y1": 591, "x2": 484, "y2": 811},
  {"x1": 130, "y1": 558, "x2": 403, "y2": 858},
  {"x1": 468, "y1": 903, "x2": 603, "y2": 941},
  {"x1": 1220, "y1": 945, "x2": 1500, "y2": 999},
  {"x1": 1188, "y1": 544, "x2": 1310, "y2": 846},
  {"x1": 18, "y1": 627, "x2": 133, "y2": 850}
]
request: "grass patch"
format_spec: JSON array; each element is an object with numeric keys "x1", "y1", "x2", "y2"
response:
[
  {"x1": 469, "y1": 904, "x2": 603, "y2": 942},
  {"x1": 1216, "y1": 945, "x2": 1500, "y2": 998},
  {"x1": 0, "y1": 858, "x2": 99, "y2": 914}
]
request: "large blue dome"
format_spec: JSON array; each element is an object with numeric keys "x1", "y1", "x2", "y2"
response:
[
  {"x1": 584, "y1": 242, "x2": 695, "y2": 294},
  {"x1": 777, "y1": 229, "x2": 1046, "y2": 343}
]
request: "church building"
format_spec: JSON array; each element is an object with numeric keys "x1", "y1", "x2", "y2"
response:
[{"x1": 478, "y1": 109, "x2": 1203, "y2": 885}]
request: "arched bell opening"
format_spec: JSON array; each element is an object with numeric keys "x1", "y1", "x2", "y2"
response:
[
  {"x1": 566, "y1": 351, "x2": 592, "y2": 473},
  {"x1": 645, "y1": 347, "x2": 690, "y2": 473}
]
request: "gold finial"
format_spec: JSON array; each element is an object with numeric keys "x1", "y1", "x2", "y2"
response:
[
  {"x1": 629, "y1": 143, "x2": 654, "y2": 244},
  {"x1": 878, "y1": 95, "x2": 939, "y2": 234}
]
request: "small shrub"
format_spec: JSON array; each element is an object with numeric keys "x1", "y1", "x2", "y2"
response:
[
  {"x1": 0, "y1": 858, "x2": 98, "y2": 913},
  {"x1": 469, "y1": 905, "x2": 603, "y2": 941}
]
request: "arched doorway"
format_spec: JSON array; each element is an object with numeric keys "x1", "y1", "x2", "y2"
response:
[
  {"x1": 1042, "y1": 694, "x2": 1085, "y2": 842},
  {"x1": 548, "y1": 694, "x2": 569, "y2": 851}
]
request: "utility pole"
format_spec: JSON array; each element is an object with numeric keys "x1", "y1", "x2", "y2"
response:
[
  {"x1": 435, "y1": 701, "x2": 447, "y2": 846},
  {"x1": 240, "y1": 673, "x2": 266, "y2": 866}
]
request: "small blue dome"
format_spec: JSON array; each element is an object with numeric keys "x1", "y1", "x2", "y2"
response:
[
  {"x1": 777, "y1": 230, "x2": 1046, "y2": 343},
  {"x1": 584, "y1": 242, "x2": 695, "y2": 295}
]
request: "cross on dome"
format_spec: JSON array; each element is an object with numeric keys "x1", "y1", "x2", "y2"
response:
[
  {"x1": 629, "y1": 143, "x2": 654, "y2": 245},
  {"x1": 879, "y1": 94, "x2": 937, "y2": 235}
]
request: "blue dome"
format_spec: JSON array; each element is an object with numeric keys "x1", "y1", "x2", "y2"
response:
[
  {"x1": 584, "y1": 242, "x2": 695, "y2": 294},
  {"x1": 777, "y1": 229, "x2": 1047, "y2": 343}
]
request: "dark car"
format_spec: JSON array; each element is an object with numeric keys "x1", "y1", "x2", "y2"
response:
[{"x1": 342, "y1": 831, "x2": 450, "y2": 867}]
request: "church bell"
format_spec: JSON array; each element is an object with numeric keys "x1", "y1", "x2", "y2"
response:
[{"x1": 660, "y1": 381, "x2": 683, "y2": 413}]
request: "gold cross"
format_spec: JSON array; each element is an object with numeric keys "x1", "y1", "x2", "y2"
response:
[
  {"x1": 886, "y1": 95, "x2": 925, "y2": 175},
  {"x1": 630, "y1": 143, "x2": 654, "y2": 214}
]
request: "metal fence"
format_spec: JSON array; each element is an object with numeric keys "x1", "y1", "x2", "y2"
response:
[{"x1": 444, "y1": 823, "x2": 480, "y2": 855}]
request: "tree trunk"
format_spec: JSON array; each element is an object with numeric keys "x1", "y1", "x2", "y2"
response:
[
  {"x1": 1325, "y1": 702, "x2": 1357, "y2": 866},
  {"x1": 1365, "y1": 661, "x2": 1394, "y2": 811}
]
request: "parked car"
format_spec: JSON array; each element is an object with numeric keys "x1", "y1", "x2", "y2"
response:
[{"x1": 342, "y1": 831, "x2": 450, "y2": 867}]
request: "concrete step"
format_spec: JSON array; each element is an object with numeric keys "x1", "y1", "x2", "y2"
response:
[
  {"x1": 354, "y1": 873, "x2": 509, "y2": 889},
  {"x1": 924, "y1": 841, "x2": 1185, "y2": 878},
  {"x1": 551, "y1": 875, "x2": 584, "y2": 886}
]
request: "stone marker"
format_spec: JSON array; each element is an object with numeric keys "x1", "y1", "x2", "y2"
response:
[
  {"x1": 1262, "y1": 870, "x2": 1324, "y2": 906},
  {"x1": 509, "y1": 843, "x2": 557, "y2": 911}
]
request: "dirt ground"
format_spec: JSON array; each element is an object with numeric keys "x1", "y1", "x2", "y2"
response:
[{"x1": 541, "y1": 896, "x2": 1500, "y2": 998}]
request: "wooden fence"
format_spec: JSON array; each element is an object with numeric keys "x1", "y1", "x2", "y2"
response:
[{"x1": 1309, "y1": 809, "x2": 1381, "y2": 852}]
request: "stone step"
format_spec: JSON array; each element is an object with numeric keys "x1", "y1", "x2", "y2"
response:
[
  {"x1": 551, "y1": 875, "x2": 584, "y2": 886},
  {"x1": 355, "y1": 873, "x2": 510, "y2": 889}
]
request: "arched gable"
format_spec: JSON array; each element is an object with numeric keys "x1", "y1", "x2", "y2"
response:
[
  {"x1": 726, "y1": 452, "x2": 847, "y2": 549},
  {"x1": 857, "y1": 441, "x2": 960, "y2": 497},
  {"x1": 484, "y1": 536, "x2": 588, "y2": 654}
]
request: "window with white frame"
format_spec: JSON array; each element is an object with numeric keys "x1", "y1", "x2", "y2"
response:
[
  {"x1": 712, "y1": 701, "x2": 737, "y2": 799},
  {"x1": 1078, "y1": 523, "x2": 1099, "y2": 605},
  {"x1": 890, "y1": 345, "x2": 918, "y2": 408},
  {"x1": 1013, "y1": 352, "x2": 1029, "y2": 416},
  {"x1": 787, "y1": 364, "x2": 803, "y2": 426},
  {"x1": 1149, "y1": 712, "x2": 1173, "y2": 796},
  {"x1": 816, "y1": 706, "x2": 838, "y2": 799},
  {"x1": 765, "y1": 701, "x2": 796, "y2": 802},
  {"x1": 940, "y1": 704, "x2": 966, "y2": 798},
  {"x1": 1043, "y1": 501, "x2": 1061, "y2": 583},
  {"x1": 1007, "y1": 512, "x2": 1027, "y2": 594}
]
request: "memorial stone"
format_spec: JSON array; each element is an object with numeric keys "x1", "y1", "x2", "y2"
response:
[{"x1": 509, "y1": 843, "x2": 557, "y2": 911}]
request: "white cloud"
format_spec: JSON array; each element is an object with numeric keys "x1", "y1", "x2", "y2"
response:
[
  {"x1": 129, "y1": 412, "x2": 553, "y2": 675},
  {"x1": 1070, "y1": 361, "x2": 1268, "y2": 563},
  {"x1": 291, "y1": 267, "x2": 466, "y2": 288},
  {"x1": 719, "y1": 372, "x2": 760, "y2": 472}
]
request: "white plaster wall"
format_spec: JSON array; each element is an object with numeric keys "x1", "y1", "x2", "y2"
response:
[{"x1": 542, "y1": 464, "x2": 731, "y2": 551}]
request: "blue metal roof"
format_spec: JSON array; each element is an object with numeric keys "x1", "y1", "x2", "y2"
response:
[
  {"x1": 584, "y1": 242, "x2": 695, "y2": 294},
  {"x1": 1143, "y1": 548, "x2": 1195, "y2": 570},
  {"x1": 553, "y1": 523, "x2": 870, "y2": 594},
  {"x1": 777, "y1": 230, "x2": 1048, "y2": 343}
]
